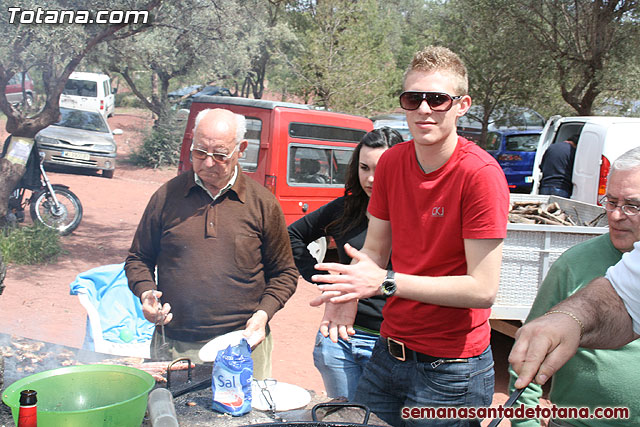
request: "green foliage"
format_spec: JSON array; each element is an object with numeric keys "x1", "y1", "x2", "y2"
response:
[
  {"x1": 129, "y1": 114, "x2": 183, "y2": 168},
  {"x1": 95, "y1": 0, "x2": 262, "y2": 121},
  {"x1": 116, "y1": 92, "x2": 145, "y2": 109},
  {"x1": 499, "y1": 0, "x2": 640, "y2": 115},
  {"x1": 270, "y1": 0, "x2": 400, "y2": 116},
  {"x1": 0, "y1": 223, "x2": 63, "y2": 265}
]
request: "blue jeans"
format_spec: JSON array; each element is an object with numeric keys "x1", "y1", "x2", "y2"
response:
[
  {"x1": 313, "y1": 329, "x2": 378, "y2": 401},
  {"x1": 354, "y1": 337, "x2": 494, "y2": 426},
  {"x1": 539, "y1": 185, "x2": 570, "y2": 198}
]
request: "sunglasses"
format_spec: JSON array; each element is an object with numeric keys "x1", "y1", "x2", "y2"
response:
[
  {"x1": 191, "y1": 143, "x2": 240, "y2": 162},
  {"x1": 399, "y1": 91, "x2": 462, "y2": 111}
]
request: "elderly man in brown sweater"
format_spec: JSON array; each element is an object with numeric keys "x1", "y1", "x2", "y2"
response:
[{"x1": 125, "y1": 108, "x2": 298, "y2": 379}]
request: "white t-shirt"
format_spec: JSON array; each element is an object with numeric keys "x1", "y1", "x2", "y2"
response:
[{"x1": 606, "y1": 241, "x2": 640, "y2": 334}]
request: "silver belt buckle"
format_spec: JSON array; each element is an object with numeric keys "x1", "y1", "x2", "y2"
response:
[{"x1": 387, "y1": 337, "x2": 406, "y2": 362}]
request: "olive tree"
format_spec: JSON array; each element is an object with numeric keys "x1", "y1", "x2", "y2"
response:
[
  {"x1": 101, "y1": 0, "x2": 294, "y2": 128},
  {"x1": 233, "y1": 0, "x2": 296, "y2": 99},
  {"x1": 0, "y1": 0, "x2": 161, "y2": 290},
  {"x1": 272, "y1": 0, "x2": 399, "y2": 115},
  {"x1": 502, "y1": 0, "x2": 640, "y2": 116}
]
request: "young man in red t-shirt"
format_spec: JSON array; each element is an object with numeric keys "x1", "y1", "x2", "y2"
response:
[{"x1": 311, "y1": 46, "x2": 509, "y2": 426}]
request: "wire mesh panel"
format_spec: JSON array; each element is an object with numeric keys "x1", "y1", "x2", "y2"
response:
[{"x1": 492, "y1": 195, "x2": 608, "y2": 321}]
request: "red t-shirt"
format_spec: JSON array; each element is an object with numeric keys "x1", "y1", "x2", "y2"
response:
[{"x1": 368, "y1": 137, "x2": 509, "y2": 358}]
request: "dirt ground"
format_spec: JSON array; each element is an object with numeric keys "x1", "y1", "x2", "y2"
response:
[{"x1": 0, "y1": 109, "x2": 520, "y2": 425}]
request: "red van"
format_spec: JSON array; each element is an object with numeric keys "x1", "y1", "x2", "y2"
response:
[{"x1": 178, "y1": 96, "x2": 373, "y2": 225}]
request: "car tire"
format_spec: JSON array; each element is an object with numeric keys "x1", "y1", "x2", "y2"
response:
[{"x1": 102, "y1": 169, "x2": 114, "y2": 179}]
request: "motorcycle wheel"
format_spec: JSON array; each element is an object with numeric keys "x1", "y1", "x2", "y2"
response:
[{"x1": 29, "y1": 185, "x2": 83, "y2": 236}]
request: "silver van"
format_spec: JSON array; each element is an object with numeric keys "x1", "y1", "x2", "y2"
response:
[{"x1": 60, "y1": 72, "x2": 116, "y2": 118}]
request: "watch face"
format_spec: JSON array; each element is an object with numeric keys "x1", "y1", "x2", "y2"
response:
[{"x1": 381, "y1": 279, "x2": 396, "y2": 297}]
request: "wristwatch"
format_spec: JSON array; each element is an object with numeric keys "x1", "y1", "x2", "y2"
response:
[{"x1": 380, "y1": 269, "x2": 397, "y2": 297}]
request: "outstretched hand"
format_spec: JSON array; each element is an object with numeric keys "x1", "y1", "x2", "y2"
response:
[
  {"x1": 310, "y1": 243, "x2": 386, "y2": 305},
  {"x1": 508, "y1": 312, "x2": 581, "y2": 389},
  {"x1": 318, "y1": 300, "x2": 358, "y2": 343}
]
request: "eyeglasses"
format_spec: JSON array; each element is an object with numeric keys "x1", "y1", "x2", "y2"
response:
[
  {"x1": 399, "y1": 91, "x2": 462, "y2": 111},
  {"x1": 191, "y1": 143, "x2": 240, "y2": 163},
  {"x1": 600, "y1": 196, "x2": 640, "y2": 216}
]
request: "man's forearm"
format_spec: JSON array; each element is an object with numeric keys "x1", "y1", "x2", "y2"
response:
[
  {"x1": 124, "y1": 255, "x2": 157, "y2": 298},
  {"x1": 357, "y1": 246, "x2": 389, "y2": 269},
  {"x1": 553, "y1": 277, "x2": 637, "y2": 349}
]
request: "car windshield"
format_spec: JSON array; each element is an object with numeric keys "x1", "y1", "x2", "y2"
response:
[
  {"x1": 63, "y1": 79, "x2": 97, "y2": 97},
  {"x1": 56, "y1": 108, "x2": 109, "y2": 133}
]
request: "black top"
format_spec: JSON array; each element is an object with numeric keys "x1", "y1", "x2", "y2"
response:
[
  {"x1": 288, "y1": 196, "x2": 386, "y2": 332},
  {"x1": 540, "y1": 141, "x2": 576, "y2": 194}
]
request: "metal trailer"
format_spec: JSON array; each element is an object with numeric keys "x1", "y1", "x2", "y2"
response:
[{"x1": 490, "y1": 195, "x2": 608, "y2": 337}]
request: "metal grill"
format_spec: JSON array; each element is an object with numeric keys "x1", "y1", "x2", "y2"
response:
[{"x1": 50, "y1": 155, "x2": 98, "y2": 167}]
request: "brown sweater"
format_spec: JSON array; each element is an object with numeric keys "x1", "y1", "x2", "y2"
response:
[{"x1": 125, "y1": 170, "x2": 298, "y2": 342}]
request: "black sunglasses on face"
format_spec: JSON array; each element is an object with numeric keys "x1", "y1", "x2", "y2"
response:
[{"x1": 399, "y1": 91, "x2": 462, "y2": 111}]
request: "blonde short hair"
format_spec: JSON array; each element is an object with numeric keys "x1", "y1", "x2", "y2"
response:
[{"x1": 404, "y1": 46, "x2": 468, "y2": 95}]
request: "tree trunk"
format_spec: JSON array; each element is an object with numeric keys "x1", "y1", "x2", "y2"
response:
[
  {"x1": 0, "y1": 251, "x2": 5, "y2": 296},
  {"x1": 0, "y1": 158, "x2": 25, "y2": 226}
]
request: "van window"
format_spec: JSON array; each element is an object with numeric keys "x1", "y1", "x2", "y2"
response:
[
  {"x1": 238, "y1": 117, "x2": 262, "y2": 172},
  {"x1": 289, "y1": 123, "x2": 366, "y2": 143},
  {"x1": 553, "y1": 123, "x2": 584, "y2": 145},
  {"x1": 103, "y1": 81, "x2": 109, "y2": 97},
  {"x1": 288, "y1": 144, "x2": 353, "y2": 186},
  {"x1": 506, "y1": 134, "x2": 538, "y2": 152},
  {"x1": 63, "y1": 79, "x2": 97, "y2": 97}
]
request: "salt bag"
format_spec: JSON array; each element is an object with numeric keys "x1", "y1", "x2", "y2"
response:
[{"x1": 211, "y1": 338, "x2": 253, "y2": 416}]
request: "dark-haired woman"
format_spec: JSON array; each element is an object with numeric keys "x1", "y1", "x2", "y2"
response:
[{"x1": 288, "y1": 127, "x2": 404, "y2": 400}]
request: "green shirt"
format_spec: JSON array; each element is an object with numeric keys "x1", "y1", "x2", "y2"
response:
[{"x1": 509, "y1": 233, "x2": 640, "y2": 426}]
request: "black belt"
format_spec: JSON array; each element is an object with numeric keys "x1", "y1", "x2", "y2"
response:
[{"x1": 384, "y1": 337, "x2": 468, "y2": 367}]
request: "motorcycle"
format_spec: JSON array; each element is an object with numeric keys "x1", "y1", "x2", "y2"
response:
[{"x1": 7, "y1": 150, "x2": 83, "y2": 236}]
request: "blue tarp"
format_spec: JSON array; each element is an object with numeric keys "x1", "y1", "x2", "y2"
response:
[{"x1": 69, "y1": 263, "x2": 154, "y2": 347}]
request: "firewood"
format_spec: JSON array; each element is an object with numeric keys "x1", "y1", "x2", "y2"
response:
[
  {"x1": 508, "y1": 213, "x2": 536, "y2": 224},
  {"x1": 539, "y1": 210, "x2": 572, "y2": 226},
  {"x1": 545, "y1": 202, "x2": 560, "y2": 213}
]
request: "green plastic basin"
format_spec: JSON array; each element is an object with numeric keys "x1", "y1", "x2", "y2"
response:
[{"x1": 2, "y1": 364, "x2": 155, "y2": 427}]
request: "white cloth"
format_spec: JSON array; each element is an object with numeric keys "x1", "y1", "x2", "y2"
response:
[{"x1": 606, "y1": 241, "x2": 640, "y2": 334}]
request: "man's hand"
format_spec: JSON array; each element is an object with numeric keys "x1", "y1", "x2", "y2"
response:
[
  {"x1": 508, "y1": 311, "x2": 581, "y2": 389},
  {"x1": 311, "y1": 243, "x2": 387, "y2": 304},
  {"x1": 141, "y1": 290, "x2": 173, "y2": 325},
  {"x1": 318, "y1": 300, "x2": 358, "y2": 343},
  {"x1": 244, "y1": 310, "x2": 268, "y2": 348}
]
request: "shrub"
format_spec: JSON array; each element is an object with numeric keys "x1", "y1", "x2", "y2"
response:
[
  {"x1": 0, "y1": 223, "x2": 64, "y2": 264},
  {"x1": 129, "y1": 113, "x2": 185, "y2": 168}
]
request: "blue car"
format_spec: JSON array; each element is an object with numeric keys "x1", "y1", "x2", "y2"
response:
[{"x1": 460, "y1": 128, "x2": 542, "y2": 193}]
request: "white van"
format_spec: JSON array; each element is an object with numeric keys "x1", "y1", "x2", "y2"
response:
[
  {"x1": 60, "y1": 72, "x2": 116, "y2": 118},
  {"x1": 531, "y1": 115, "x2": 640, "y2": 204}
]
